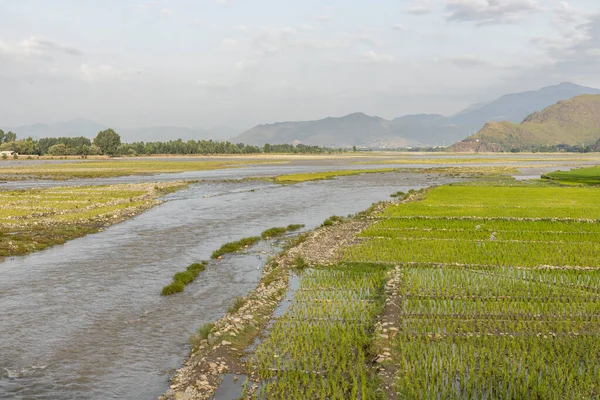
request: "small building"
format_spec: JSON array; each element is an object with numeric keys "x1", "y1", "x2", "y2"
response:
[{"x1": 0, "y1": 150, "x2": 18, "y2": 157}]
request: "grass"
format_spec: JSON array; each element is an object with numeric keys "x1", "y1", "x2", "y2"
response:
[
  {"x1": 211, "y1": 236, "x2": 261, "y2": 259},
  {"x1": 0, "y1": 182, "x2": 189, "y2": 259},
  {"x1": 273, "y1": 168, "x2": 399, "y2": 184},
  {"x1": 339, "y1": 182, "x2": 600, "y2": 398},
  {"x1": 227, "y1": 297, "x2": 246, "y2": 314},
  {"x1": 261, "y1": 224, "x2": 305, "y2": 239},
  {"x1": 321, "y1": 215, "x2": 344, "y2": 227},
  {"x1": 542, "y1": 166, "x2": 600, "y2": 185},
  {"x1": 161, "y1": 261, "x2": 208, "y2": 296},
  {"x1": 189, "y1": 322, "x2": 215, "y2": 351},
  {"x1": 0, "y1": 159, "x2": 285, "y2": 180}
]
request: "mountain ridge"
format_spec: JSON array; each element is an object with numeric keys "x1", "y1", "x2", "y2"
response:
[
  {"x1": 234, "y1": 82, "x2": 600, "y2": 147},
  {"x1": 449, "y1": 94, "x2": 600, "y2": 152}
]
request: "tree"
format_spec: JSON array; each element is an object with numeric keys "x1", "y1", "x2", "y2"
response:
[
  {"x1": 93, "y1": 129, "x2": 121, "y2": 156},
  {"x1": 0, "y1": 129, "x2": 5, "y2": 144},
  {"x1": 5, "y1": 131, "x2": 17, "y2": 143}
]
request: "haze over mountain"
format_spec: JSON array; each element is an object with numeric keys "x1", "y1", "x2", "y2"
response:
[
  {"x1": 2, "y1": 120, "x2": 239, "y2": 142},
  {"x1": 450, "y1": 95, "x2": 600, "y2": 152},
  {"x1": 234, "y1": 83, "x2": 600, "y2": 148}
]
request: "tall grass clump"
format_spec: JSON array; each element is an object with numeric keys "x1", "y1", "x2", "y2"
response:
[
  {"x1": 161, "y1": 261, "x2": 207, "y2": 296},
  {"x1": 211, "y1": 236, "x2": 261, "y2": 259}
]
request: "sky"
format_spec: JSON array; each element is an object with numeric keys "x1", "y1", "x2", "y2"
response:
[{"x1": 0, "y1": 0, "x2": 599, "y2": 130}]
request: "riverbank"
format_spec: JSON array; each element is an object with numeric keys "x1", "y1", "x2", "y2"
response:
[
  {"x1": 162, "y1": 200, "x2": 390, "y2": 399},
  {"x1": 0, "y1": 181, "x2": 190, "y2": 260}
]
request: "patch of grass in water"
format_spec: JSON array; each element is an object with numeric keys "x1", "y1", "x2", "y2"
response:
[
  {"x1": 260, "y1": 224, "x2": 305, "y2": 239},
  {"x1": 273, "y1": 168, "x2": 399, "y2": 184},
  {"x1": 211, "y1": 236, "x2": 261, "y2": 259},
  {"x1": 161, "y1": 261, "x2": 208, "y2": 296}
]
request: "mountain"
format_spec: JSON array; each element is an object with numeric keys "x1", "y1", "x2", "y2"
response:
[
  {"x1": 449, "y1": 95, "x2": 600, "y2": 152},
  {"x1": 235, "y1": 113, "x2": 416, "y2": 148},
  {"x1": 235, "y1": 82, "x2": 600, "y2": 147},
  {"x1": 4, "y1": 119, "x2": 107, "y2": 139},
  {"x1": 3, "y1": 120, "x2": 239, "y2": 142}
]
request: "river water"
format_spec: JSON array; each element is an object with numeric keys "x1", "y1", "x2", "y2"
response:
[{"x1": 0, "y1": 170, "x2": 455, "y2": 399}]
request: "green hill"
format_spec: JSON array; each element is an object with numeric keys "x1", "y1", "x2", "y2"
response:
[{"x1": 450, "y1": 95, "x2": 600, "y2": 152}]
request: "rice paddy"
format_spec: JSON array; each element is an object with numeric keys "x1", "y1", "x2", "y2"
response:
[
  {"x1": 542, "y1": 166, "x2": 600, "y2": 185},
  {"x1": 339, "y1": 184, "x2": 600, "y2": 399},
  {"x1": 249, "y1": 264, "x2": 388, "y2": 399},
  {"x1": 0, "y1": 182, "x2": 188, "y2": 258}
]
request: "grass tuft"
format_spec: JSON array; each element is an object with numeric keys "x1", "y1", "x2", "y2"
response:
[{"x1": 211, "y1": 236, "x2": 261, "y2": 259}]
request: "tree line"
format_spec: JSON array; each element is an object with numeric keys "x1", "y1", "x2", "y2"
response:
[{"x1": 0, "y1": 128, "x2": 344, "y2": 157}]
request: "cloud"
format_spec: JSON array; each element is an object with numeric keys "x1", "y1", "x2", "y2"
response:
[
  {"x1": 80, "y1": 64, "x2": 126, "y2": 82},
  {"x1": 406, "y1": 0, "x2": 435, "y2": 15},
  {"x1": 197, "y1": 80, "x2": 234, "y2": 90},
  {"x1": 445, "y1": 0, "x2": 542, "y2": 24},
  {"x1": 159, "y1": 9, "x2": 173, "y2": 15},
  {"x1": 392, "y1": 24, "x2": 408, "y2": 31},
  {"x1": 360, "y1": 50, "x2": 394, "y2": 64},
  {"x1": 446, "y1": 54, "x2": 491, "y2": 68},
  {"x1": 21, "y1": 36, "x2": 83, "y2": 56}
]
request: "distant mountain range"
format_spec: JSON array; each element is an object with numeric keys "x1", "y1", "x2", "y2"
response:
[
  {"x1": 450, "y1": 95, "x2": 600, "y2": 152},
  {"x1": 2, "y1": 120, "x2": 239, "y2": 143},
  {"x1": 234, "y1": 82, "x2": 600, "y2": 147},
  {"x1": 4, "y1": 82, "x2": 600, "y2": 148}
]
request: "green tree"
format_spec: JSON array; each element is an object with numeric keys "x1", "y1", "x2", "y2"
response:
[
  {"x1": 0, "y1": 129, "x2": 5, "y2": 143},
  {"x1": 93, "y1": 129, "x2": 121, "y2": 156},
  {"x1": 5, "y1": 131, "x2": 17, "y2": 142}
]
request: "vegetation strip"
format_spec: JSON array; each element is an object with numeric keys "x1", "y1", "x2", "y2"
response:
[
  {"x1": 273, "y1": 168, "x2": 399, "y2": 184},
  {"x1": 161, "y1": 262, "x2": 208, "y2": 296},
  {"x1": 542, "y1": 165, "x2": 600, "y2": 185},
  {"x1": 0, "y1": 181, "x2": 189, "y2": 259},
  {"x1": 0, "y1": 160, "x2": 285, "y2": 180}
]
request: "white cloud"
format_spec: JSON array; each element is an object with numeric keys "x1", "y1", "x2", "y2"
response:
[
  {"x1": 446, "y1": 54, "x2": 491, "y2": 68},
  {"x1": 445, "y1": 0, "x2": 542, "y2": 24},
  {"x1": 392, "y1": 24, "x2": 408, "y2": 31},
  {"x1": 360, "y1": 50, "x2": 394, "y2": 64},
  {"x1": 406, "y1": 0, "x2": 435, "y2": 15},
  {"x1": 159, "y1": 9, "x2": 173, "y2": 15},
  {"x1": 21, "y1": 36, "x2": 83, "y2": 56},
  {"x1": 80, "y1": 64, "x2": 125, "y2": 82}
]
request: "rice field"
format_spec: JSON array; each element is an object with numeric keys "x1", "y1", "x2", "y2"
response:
[
  {"x1": 0, "y1": 182, "x2": 187, "y2": 257},
  {"x1": 340, "y1": 184, "x2": 600, "y2": 399},
  {"x1": 249, "y1": 264, "x2": 388, "y2": 399},
  {"x1": 543, "y1": 166, "x2": 600, "y2": 185}
]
